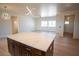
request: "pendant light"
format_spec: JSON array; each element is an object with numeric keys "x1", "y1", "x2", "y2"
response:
[{"x1": 1, "y1": 6, "x2": 10, "y2": 20}]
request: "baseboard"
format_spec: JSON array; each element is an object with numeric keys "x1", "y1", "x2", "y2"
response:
[
  {"x1": 73, "y1": 37, "x2": 79, "y2": 40},
  {"x1": 64, "y1": 32, "x2": 73, "y2": 35}
]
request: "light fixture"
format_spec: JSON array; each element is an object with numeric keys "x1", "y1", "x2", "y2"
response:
[
  {"x1": 1, "y1": 6, "x2": 10, "y2": 20},
  {"x1": 25, "y1": 6, "x2": 32, "y2": 16}
]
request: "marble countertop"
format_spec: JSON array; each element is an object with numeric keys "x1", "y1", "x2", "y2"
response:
[{"x1": 8, "y1": 32, "x2": 56, "y2": 52}]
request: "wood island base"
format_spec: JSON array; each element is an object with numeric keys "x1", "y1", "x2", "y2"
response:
[{"x1": 7, "y1": 38, "x2": 54, "y2": 56}]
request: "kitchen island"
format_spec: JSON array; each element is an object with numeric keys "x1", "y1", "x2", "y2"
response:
[{"x1": 7, "y1": 32, "x2": 56, "y2": 56}]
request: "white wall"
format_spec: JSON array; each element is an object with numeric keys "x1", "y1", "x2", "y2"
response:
[
  {"x1": 0, "y1": 11, "x2": 24, "y2": 37},
  {"x1": 56, "y1": 13, "x2": 64, "y2": 36},
  {"x1": 18, "y1": 16, "x2": 35, "y2": 32},
  {"x1": 0, "y1": 18, "x2": 12, "y2": 37},
  {"x1": 73, "y1": 12, "x2": 79, "y2": 39}
]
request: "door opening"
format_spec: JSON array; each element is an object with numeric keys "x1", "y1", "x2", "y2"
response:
[{"x1": 64, "y1": 15, "x2": 75, "y2": 38}]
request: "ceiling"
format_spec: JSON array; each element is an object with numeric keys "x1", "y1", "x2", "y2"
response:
[
  {"x1": 0, "y1": 3, "x2": 79, "y2": 17},
  {"x1": 58, "y1": 3, "x2": 79, "y2": 12}
]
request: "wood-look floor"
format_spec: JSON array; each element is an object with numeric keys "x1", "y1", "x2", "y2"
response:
[
  {"x1": 0, "y1": 33, "x2": 79, "y2": 56},
  {"x1": 54, "y1": 33, "x2": 79, "y2": 56}
]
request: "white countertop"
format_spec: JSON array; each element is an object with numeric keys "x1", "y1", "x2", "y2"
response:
[{"x1": 8, "y1": 32, "x2": 56, "y2": 52}]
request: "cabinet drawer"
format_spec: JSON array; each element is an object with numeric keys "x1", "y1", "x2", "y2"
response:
[
  {"x1": 21, "y1": 46, "x2": 32, "y2": 56},
  {"x1": 31, "y1": 48, "x2": 42, "y2": 56},
  {"x1": 23, "y1": 46, "x2": 42, "y2": 56}
]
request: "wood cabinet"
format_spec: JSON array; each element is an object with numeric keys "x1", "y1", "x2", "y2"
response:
[{"x1": 7, "y1": 38, "x2": 54, "y2": 56}]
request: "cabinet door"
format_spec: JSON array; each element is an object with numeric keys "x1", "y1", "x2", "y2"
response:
[
  {"x1": 21, "y1": 46, "x2": 32, "y2": 56},
  {"x1": 31, "y1": 48, "x2": 42, "y2": 56},
  {"x1": 14, "y1": 45, "x2": 21, "y2": 56},
  {"x1": 7, "y1": 38, "x2": 15, "y2": 55}
]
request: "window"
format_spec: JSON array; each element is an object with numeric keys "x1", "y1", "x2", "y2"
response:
[
  {"x1": 41, "y1": 20, "x2": 56, "y2": 27},
  {"x1": 65, "y1": 21, "x2": 69, "y2": 24},
  {"x1": 41, "y1": 21, "x2": 47, "y2": 27},
  {"x1": 48, "y1": 21, "x2": 56, "y2": 27}
]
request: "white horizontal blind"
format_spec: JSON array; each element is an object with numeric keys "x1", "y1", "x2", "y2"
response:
[
  {"x1": 41, "y1": 21, "x2": 47, "y2": 27},
  {"x1": 41, "y1": 20, "x2": 56, "y2": 27}
]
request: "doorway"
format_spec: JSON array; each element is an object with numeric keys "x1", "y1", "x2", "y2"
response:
[{"x1": 64, "y1": 15, "x2": 75, "y2": 37}]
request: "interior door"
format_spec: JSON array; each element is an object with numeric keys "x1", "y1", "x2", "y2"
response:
[{"x1": 11, "y1": 16, "x2": 18, "y2": 34}]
